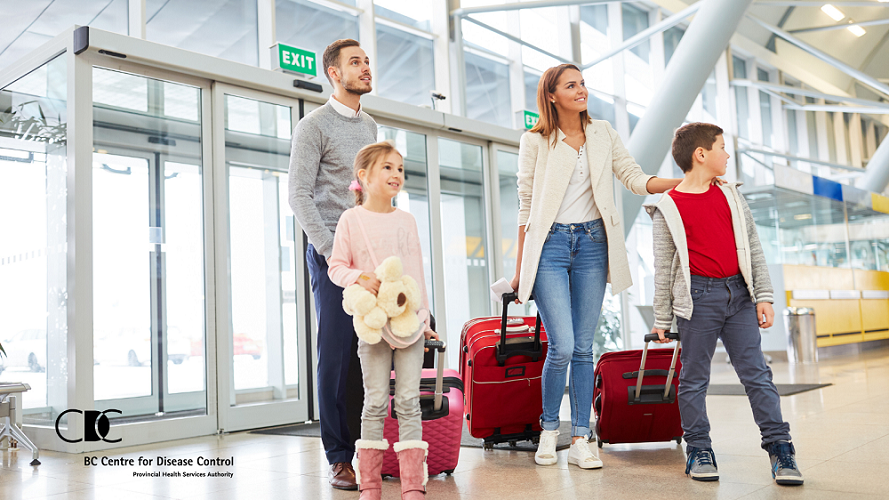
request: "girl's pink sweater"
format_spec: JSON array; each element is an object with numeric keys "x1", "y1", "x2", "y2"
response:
[{"x1": 328, "y1": 206, "x2": 432, "y2": 335}]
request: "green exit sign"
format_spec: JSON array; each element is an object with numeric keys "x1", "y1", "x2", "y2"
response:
[
  {"x1": 523, "y1": 110, "x2": 539, "y2": 129},
  {"x1": 271, "y1": 43, "x2": 317, "y2": 78}
]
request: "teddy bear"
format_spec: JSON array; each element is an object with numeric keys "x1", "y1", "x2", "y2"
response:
[{"x1": 342, "y1": 256, "x2": 422, "y2": 344}]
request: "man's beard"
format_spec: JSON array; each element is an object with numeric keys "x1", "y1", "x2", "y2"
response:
[{"x1": 343, "y1": 76, "x2": 372, "y2": 95}]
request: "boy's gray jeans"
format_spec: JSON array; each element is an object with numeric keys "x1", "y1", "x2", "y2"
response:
[
  {"x1": 357, "y1": 336, "x2": 424, "y2": 442},
  {"x1": 677, "y1": 274, "x2": 792, "y2": 450}
]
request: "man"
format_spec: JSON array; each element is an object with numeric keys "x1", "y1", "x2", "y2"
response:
[{"x1": 288, "y1": 39, "x2": 378, "y2": 490}]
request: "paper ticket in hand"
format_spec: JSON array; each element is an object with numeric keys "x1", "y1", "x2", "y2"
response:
[{"x1": 490, "y1": 278, "x2": 514, "y2": 303}]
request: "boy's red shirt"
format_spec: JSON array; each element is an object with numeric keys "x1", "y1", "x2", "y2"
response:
[{"x1": 668, "y1": 184, "x2": 741, "y2": 278}]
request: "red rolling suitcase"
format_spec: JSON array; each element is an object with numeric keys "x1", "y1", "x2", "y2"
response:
[
  {"x1": 461, "y1": 293, "x2": 547, "y2": 448},
  {"x1": 593, "y1": 332, "x2": 683, "y2": 447},
  {"x1": 381, "y1": 340, "x2": 463, "y2": 477}
]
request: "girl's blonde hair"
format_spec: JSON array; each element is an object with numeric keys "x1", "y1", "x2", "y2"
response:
[
  {"x1": 529, "y1": 63, "x2": 592, "y2": 149},
  {"x1": 352, "y1": 140, "x2": 402, "y2": 206}
]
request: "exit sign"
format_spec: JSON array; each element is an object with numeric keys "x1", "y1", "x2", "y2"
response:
[
  {"x1": 522, "y1": 110, "x2": 539, "y2": 129},
  {"x1": 271, "y1": 43, "x2": 317, "y2": 78}
]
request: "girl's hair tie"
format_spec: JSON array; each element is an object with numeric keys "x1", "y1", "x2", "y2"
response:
[{"x1": 349, "y1": 180, "x2": 362, "y2": 192}]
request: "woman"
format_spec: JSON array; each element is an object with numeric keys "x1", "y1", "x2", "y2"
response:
[{"x1": 510, "y1": 64, "x2": 684, "y2": 469}]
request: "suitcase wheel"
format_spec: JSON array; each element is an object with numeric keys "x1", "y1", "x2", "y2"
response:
[
  {"x1": 443, "y1": 469, "x2": 455, "y2": 475},
  {"x1": 509, "y1": 441, "x2": 517, "y2": 448},
  {"x1": 595, "y1": 374, "x2": 602, "y2": 389},
  {"x1": 462, "y1": 345, "x2": 468, "y2": 353},
  {"x1": 597, "y1": 440, "x2": 603, "y2": 449},
  {"x1": 675, "y1": 436, "x2": 682, "y2": 445},
  {"x1": 483, "y1": 442, "x2": 494, "y2": 451}
]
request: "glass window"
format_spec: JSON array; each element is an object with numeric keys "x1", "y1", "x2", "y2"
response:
[
  {"x1": 438, "y1": 138, "x2": 489, "y2": 368},
  {"x1": 702, "y1": 69, "x2": 717, "y2": 122},
  {"x1": 588, "y1": 91, "x2": 616, "y2": 127},
  {"x1": 464, "y1": 52, "x2": 512, "y2": 128},
  {"x1": 375, "y1": 24, "x2": 435, "y2": 107},
  {"x1": 378, "y1": 126, "x2": 434, "y2": 309},
  {"x1": 224, "y1": 94, "x2": 301, "y2": 398},
  {"x1": 276, "y1": 0, "x2": 359, "y2": 62},
  {"x1": 580, "y1": 4, "x2": 614, "y2": 97},
  {"x1": 525, "y1": 71, "x2": 541, "y2": 113},
  {"x1": 733, "y1": 56, "x2": 749, "y2": 140},
  {"x1": 461, "y1": 10, "x2": 509, "y2": 57},
  {"x1": 520, "y1": 6, "x2": 562, "y2": 72},
  {"x1": 0, "y1": 56, "x2": 67, "y2": 421},
  {"x1": 0, "y1": 1, "x2": 128, "y2": 71},
  {"x1": 758, "y1": 68, "x2": 773, "y2": 147},
  {"x1": 622, "y1": 4, "x2": 652, "y2": 106},
  {"x1": 375, "y1": 0, "x2": 432, "y2": 32},
  {"x1": 664, "y1": 26, "x2": 685, "y2": 66},
  {"x1": 146, "y1": 0, "x2": 259, "y2": 67},
  {"x1": 496, "y1": 151, "x2": 519, "y2": 277},
  {"x1": 92, "y1": 69, "x2": 206, "y2": 417}
]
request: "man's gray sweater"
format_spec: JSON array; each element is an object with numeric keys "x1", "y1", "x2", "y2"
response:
[{"x1": 288, "y1": 102, "x2": 378, "y2": 258}]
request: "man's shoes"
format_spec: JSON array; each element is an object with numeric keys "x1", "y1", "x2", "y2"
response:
[
  {"x1": 685, "y1": 446, "x2": 719, "y2": 481},
  {"x1": 328, "y1": 462, "x2": 358, "y2": 490},
  {"x1": 767, "y1": 441, "x2": 804, "y2": 486}
]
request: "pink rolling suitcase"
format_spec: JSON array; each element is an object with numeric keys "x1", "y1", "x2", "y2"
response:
[{"x1": 381, "y1": 340, "x2": 463, "y2": 477}]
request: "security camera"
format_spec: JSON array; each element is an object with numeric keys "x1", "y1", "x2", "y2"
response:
[{"x1": 431, "y1": 91, "x2": 446, "y2": 100}]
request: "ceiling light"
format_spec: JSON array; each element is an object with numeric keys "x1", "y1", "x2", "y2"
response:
[
  {"x1": 847, "y1": 25, "x2": 866, "y2": 37},
  {"x1": 821, "y1": 4, "x2": 845, "y2": 22}
]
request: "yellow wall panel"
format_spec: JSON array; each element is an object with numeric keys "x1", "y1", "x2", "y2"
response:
[
  {"x1": 818, "y1": 334, "x2": 865, "y2": 348},
  {"x1": 788, "y1": 299, "x2": 861, "y2": 335},
  {"x1": 861, "y1": 299, "x2": 889, "y2": 333},
  {"x1": 853, "y1": 269, "x2": 889, "y2": 291}
]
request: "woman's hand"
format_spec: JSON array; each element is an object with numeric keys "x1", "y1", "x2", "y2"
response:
[
  {"x1": 423, "y1": 329, "x2": 440, "y2": 352},
  {"x1": 356, "y1": 272, "x2": 380, "y2": 295},
  {"x1": 509, "y1": 274, "x2": 522, "y2": 304}
]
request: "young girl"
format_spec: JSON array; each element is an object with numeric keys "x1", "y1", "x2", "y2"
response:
[{"x1": 328, "y1": 141, "x2": 437, "y2": 500}]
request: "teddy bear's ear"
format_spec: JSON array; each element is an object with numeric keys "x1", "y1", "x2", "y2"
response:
[{"x1": 375, "y1": 256, "x2": 403, "y2": 282}]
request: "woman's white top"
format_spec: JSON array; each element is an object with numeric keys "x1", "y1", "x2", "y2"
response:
[{"x1": 554, "y1": 144, "x2": 601, "y2": 224}]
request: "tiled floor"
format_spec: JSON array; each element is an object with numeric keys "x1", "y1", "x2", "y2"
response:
[{"x1": 2, "y1": 347, "x2": 888, "y2": 499}]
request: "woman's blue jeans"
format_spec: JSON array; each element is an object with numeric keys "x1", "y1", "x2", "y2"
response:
[{"x1": 532, "y1": 219, "x2": 608, "y2": 438}]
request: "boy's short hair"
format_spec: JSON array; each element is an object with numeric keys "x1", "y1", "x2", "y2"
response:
[
  {"x1": 672, "y1": 122, "x2": 724, "y2": 173},
  {"x1": 322, "y1": 39, "x2": 361, "y2": 86}
]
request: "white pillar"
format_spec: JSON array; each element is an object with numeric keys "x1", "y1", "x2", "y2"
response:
[
  {"x1": 356, "y1": 0, "x2": 378, "y2": 95},
  {"x1": 432, "y1": 0, "x2": 452, "y2": 114},
  {"x1": 257, "y1": 0, "x2": 276, "y2": 71},
  {"x1": 129, "y1": 0, "x2": 146, "y2": 39},
  {"x1": 849, "y1": 113, "x2": 863, "y2": 168},
  {"x1": 857, "y1": 132, "x2": 889, "y2": 193},
  {"x1": 623, "y1": 0, "x2": 755, "y2": 234}
]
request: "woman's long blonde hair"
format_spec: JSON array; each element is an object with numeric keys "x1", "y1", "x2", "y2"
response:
[
  {"x1": 529, "y1": 64, "x2": 592, "y2": 148},
  {"x1": 352, "y1": 140, "x2": 402, "y2": 206}
]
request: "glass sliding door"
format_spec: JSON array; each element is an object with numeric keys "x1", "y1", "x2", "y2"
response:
[
  {"x1": 92, "y1": 68, "x2": 208, "y2": 418},
  {"x1": 214, "y1": 84, "x2": 309, "y2": 430},
  {"x1": 438, "y1": 138, "x2": 491, "y2": 367}
]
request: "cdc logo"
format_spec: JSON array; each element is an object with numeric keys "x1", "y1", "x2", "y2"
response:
[{"x1": 55, "y1": 409, "x2": 122, "y2": 443}]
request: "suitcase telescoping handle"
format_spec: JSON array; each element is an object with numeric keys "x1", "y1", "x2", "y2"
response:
[
  {"x1": 495, "y1": 292, "x2": 543, "y2": 367},
  {"x1": 425, "y1": 339, "x2": 446, "y2": 412},
  {"x1": 635, "y1": 332, "x2": 680, "y2": 402}
]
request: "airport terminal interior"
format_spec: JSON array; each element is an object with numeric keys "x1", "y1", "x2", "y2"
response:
[{"x1": 1, "y1": 0, "x2": 888, "y2": 498}]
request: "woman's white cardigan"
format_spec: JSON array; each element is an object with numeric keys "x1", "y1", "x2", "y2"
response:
[{"x1": 516, "y1": 120, "x2": 654, "y2": 303}]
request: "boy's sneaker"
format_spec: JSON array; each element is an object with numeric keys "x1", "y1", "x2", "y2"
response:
[
  {"x1": 535, "y1": 430, "x2": 559, "y2": 466},
  {"x1": 567, "y1": 438, "x2": 603, "y2": 469},
  {"x1": 685, "y1": 446, "x2": 719, "y2": 481},
  {"x1": 767, "y1": 441, "x2": 804, "y2": 485}
]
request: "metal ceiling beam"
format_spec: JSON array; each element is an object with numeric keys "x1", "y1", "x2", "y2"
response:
[
  {"x1": 731, "y1": 79, "x2": 889, "y2": 108},
  {"x1": 858, "y1": 134, "x2": 889, "y2": 192},
  {"x1": 462, "y1": 15, "x2": 572, "y2": 65},
  {"x1": 754, "y1": 1, "x2": 889, "y2": 6},
  {"x1": 451, "y1": 0, "x2": 614, "y2": 18},
  {"x1": 746, "y1": 14, "x2": 889, "y2": 99},
  {"x1": 739, "y1": 148, "x2": 866, "y2": 172},
  {"x1": 785, "y1": 104, "x2": 889, "y2": 114},
  {"x1": 789, "y1": 18, "x2": 889, "y2": 34},
  {"x1": 581, "y1": 3, "x2": 701, "y2": 70}
]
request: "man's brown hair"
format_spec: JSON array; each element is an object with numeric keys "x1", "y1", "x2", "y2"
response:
[
  {"x1": 322, "y1": 39, "x2": 361, "y2": 86},
  {"x1": 672, "y1": 122, "x2": 724, "y2": 173}
]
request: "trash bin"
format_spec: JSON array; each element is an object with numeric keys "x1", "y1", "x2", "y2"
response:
[{"x1": 783, "y1": 307, "x2": 818, "y2": 364}]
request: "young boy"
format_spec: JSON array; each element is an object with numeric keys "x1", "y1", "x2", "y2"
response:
[{"x1": 644, "y1": 122, "x2": 803, "y2": 486}]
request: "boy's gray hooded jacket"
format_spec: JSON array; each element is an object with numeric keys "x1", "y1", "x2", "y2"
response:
[{"x1": 643, "y1": 183, "x2": 773, "y2": 331}]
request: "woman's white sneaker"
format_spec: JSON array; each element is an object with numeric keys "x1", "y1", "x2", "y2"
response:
[
  {"x1": 567, "y1": 438, "x2": 603, "y2": 469},
  {"x1": 535, "y1": 430, "x2": 559, "y2": 466}
]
